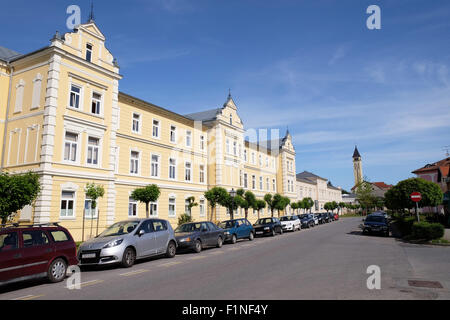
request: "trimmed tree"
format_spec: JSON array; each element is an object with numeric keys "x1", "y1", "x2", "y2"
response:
[
  {"x1": 185, "y1": 196, "x2": 198, "y2": 216},
  {"x1": 264, "y1": 194, "x2": 275, "y2": 217},
  {"x1": 84, "y1": 183, "x2": 105, "y2": 239},
  {"x1": 0, "y1": 171, "x2": 40, "y2": 225},
  {"x1": 303, "y1": 197, "x2": 314, "y2": 213},
  {"x1": 131, "y1": 184, "x2": 161, "y2": 218},
  {"x1": 255, "y1": 200, "x2": 266, "y2": 219},
  {"x1": 204, "y1": 186, "x2": 229, "y2": 222}
]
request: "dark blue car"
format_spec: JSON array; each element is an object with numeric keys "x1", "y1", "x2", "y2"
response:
[
  {"x1": 361, "y1": 214, "x2": 389, "y2": 237},
  {"x1": 218, "y1": 218, "x2": 254, "y2": 243},
  {"x1": 298, "y1": 214, "x2": 315, "y2": 228}
]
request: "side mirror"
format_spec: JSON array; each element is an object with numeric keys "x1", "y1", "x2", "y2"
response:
[
  {"x1": 235, "y1": 223, "x2": 240, "y2": 228},
  {"x1": 138, "y1": 229, "x2": 145, "y2": 237}
]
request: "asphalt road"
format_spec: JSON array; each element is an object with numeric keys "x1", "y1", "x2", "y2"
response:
[{"x1": 1, "y1": 217, "x2": 449, "y2": 300}]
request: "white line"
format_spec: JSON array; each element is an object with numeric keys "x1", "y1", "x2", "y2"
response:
[{"x1": 119, "y1": 269, "x2": 149, "y2": 276}]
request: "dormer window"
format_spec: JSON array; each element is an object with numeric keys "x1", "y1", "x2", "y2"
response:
[{"x1": 86, "y1": 43, "x2": 93, "y2": 62}]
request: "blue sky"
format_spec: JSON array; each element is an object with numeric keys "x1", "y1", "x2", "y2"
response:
[{"x1": 2, "y1": 0, "x2": 449, "y2": 191}]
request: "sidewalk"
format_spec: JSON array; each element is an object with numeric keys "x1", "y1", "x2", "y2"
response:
[{"x1": 444, "y1": 228, "x2": 450, "y2": 241}]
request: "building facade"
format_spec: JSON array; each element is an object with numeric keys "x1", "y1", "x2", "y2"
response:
[
  {"x1": 0, "y1": 21, "x2": 306, "y2": 240},
  {"x1": 296, "y1": 171, "x2": 342, "y2": 213}
]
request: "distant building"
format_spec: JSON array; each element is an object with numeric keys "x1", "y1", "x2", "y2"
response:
[
  {"x1": 412, "y1": 157, "x2": 450, "y2": 214},
  {"x1": 296, "y1": 171, "x2": 343, "y2": 213}
]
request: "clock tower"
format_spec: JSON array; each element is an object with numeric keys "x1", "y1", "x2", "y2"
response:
[{"x1": 353, "y1": 146, "x2": 363, "y2": 187}]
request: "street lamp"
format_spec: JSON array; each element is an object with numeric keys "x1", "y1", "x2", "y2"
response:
[{"x1": 229, "y1": 188, "x2": 236, "y2": 218}]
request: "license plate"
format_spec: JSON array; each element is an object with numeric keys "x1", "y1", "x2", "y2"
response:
[
  {"x1": 256, "y1": 231, "x2": 263, "y2": 235},
  {"x1": 82, "y1": 253, "x2": 96, "y2": 259}
]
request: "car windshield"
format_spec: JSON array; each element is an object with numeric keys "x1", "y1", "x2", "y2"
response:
[
  {"x1": 218, "y1": 221, "x2": 235, "y2": 229},
  {"x1": 175, "y1": 223, "x2": 203, "y2": 233},
  {"x1": 365, "y1": 216, "x2": 386, "y2": 223},
  {"x1": 256, "y1": 218, "x2": 272, "y2": 225},
  {"x1": 280, "y1": 216, "x2": 294, "y2": 221},
  {"x1": 299, "y1": 214, "x2": 308, "y2": 219},
  {"x1": 98, "y1": 221, "x2": 139, "y2": 237}
]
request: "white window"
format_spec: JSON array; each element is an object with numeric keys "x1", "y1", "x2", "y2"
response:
[
  {"x1": 152, "y1": 119, "x2": 160, "y2": 138},
  {"x1": 200, "y1": 135, "x2": 205, "y2": 150},
  {"x1": 230, "y1": 114, "x2": 233, "y2": 125},
  {"x1": 64, "y1": 132, "x2": 78, "y2": 162},
  {"x1": 86, "y1": 43, "x2": 93, "y2": 62},
  {"x1": 84, "y1": 198, "x2": 98, "y2": 219},
  {"x1": 244, "y1": 173, "x2": 248, "y2": 188},
  {"x1": 128, "y1": 197, "x2": 137, "y2": 217},
  {"x1": 185, "y1": 199, "x2": 191, "y2": 216},
  {"x1": 130, "y1": 151, "x2": 139, "y2": 174},
  {"x1": 87, "y1": 136, "x2": 99, "y2": 165},
  {"x1": 31, "y1": 74, "x2": 42, "y2": 110},
  {"x1": 149, "y1": 202, "x2": 158, "y2": 216},
  {"x1": 91, "y1": 92, "x2": 101, "y2": 115},
  {"x1": 60, "y1": 191, "x2": 75, "y2": 218},
  {"x1": 199, "y1": 165, "x2": 205, "y2": 183},
  {"x1": 226, "y1": 139, "x2": 230, "y2": 154},
  {"x1": 252, "y1": 175, "x2": 256, "y2": 190},
  {"x1": 244, "y1": 150, "x2": 247, "y2": 162},
  {"x1": 185, "y1": 162, "x2": 192, "y2": 181},
  {"x1": 199, "y1": 199, "x2": 205, "y2": 217},
  {"x1": 273, "y1": 179, "x2": 276, "y2": 192},
  {"x1": 266, "y1": 178, "x2": 270, "y2": 191},
  {"x1": 259, "y1": 154, "x2": 263, "y2": 166},
  {"x1": 70, "y1": 85, "x2": 81, "y2": 109},
  {"x1": 169, "y1": 198, "x2": 176, "y2": 217},
  {"x1": 186, "y1": 130, "x2": 192, "y2": 147},
  {"x1": 170, "y1": 126, "x2": 176, "y2": 143},
  {"x1": 14, "y1": 79, "x2": 25, "y2": 113},
  {"x1": 132, "y1": 113, "x2": 140, "y2": 133},
  {"x1": 151, "y1": 154, "x2": 160, "y2": 177},
  {"x1": 259, "y1": 176, "x2": 263, "y2": 190},
  {"x1": 169, "y1": 158, "x2": 177, "y2": 179},
  {"x1": 233, "y1": 141, "x2": 237, "y2": 156}
]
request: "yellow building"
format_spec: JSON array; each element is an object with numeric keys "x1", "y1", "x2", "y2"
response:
[{"x1": 0, "y1": 20, "x2": 301, "y2": 241}]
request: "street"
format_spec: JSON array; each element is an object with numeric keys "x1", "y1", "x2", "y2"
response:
[{"x1": 1, "y1": 217, "x2": 449, "y2": 300}]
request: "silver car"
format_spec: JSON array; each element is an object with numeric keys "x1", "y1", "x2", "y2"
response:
[{"x1": 78, "y1": 218, "x2": 177, "y2": 268}]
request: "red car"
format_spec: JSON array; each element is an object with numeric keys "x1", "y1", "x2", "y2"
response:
[
  {"x1": 334, "y1": 213, "x2": 339, "y2": 220},
  {"x1": 0, "y1": 223, "x2": 78, "y2": 286}
]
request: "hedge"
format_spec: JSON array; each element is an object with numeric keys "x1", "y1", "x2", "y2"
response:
[{"x1": 410, "y1": 222, "x2": 445, "y2": 241}]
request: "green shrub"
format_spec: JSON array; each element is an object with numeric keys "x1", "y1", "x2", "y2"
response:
[
  {"x1": 395, "y1": 216, "x2": 416, "y2": 236},
  {"x1": 177, "y1": 213, "x2": 193, "y2": 226},
  {"x1": 411, "y1": 222, "x2": 444, "y2": 241}
]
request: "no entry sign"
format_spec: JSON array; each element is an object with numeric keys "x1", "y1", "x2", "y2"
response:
[{"x1": 410, "y1": 192, "x2": 422, "y2": 202}]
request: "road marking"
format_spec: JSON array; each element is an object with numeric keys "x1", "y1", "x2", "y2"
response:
[
  {"x1": 187, "y1": 255, "x2": 207, "y2": 260},
  {"x1": 79, "y1": 279, "x2": 104, "y2": 287},
  {"x1": 207, "y1": 250, "x2": 224, "y2": 255},
  {"x1": 228, "y1": 247, "x2": 240, "y2": 251},
  {"x1": 241, "y1": 244, "x2": 255, "y2": 247},
  {"x1": 11, "y1": 294, "x2": 44, "y2": 301},
  {"x1": 159, "y1": 261, "x2": 182, "y2": 267},
  {"x1": 120, "y1": 269, "x2": 149, "y2": 276}
]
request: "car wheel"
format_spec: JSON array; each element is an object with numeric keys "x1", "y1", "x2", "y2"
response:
[
  {"x1": 279, "y1": 228, "x2": 283, "y2": 235},
  {"x1": 121, "y1": 247, "x2": 136, "y2": 268},
  {"x1": 165, "y1": 241, "x2": 176, "y2": 258},
  {"x1": 231, "y1": 234, "x2": 237, "y2": 244},
  {"x1": 216, "y1": 236, "x2": 223, "y2": 248},
  {"x1": 194, "y1": 239, "x2": 202, "y2": 253},
  {"x1": 248, "y1": 232, "x2": 254, "y2": 241},
  {"x1": 271, "y1": 229, "x2": 276, "y2": 236},
  {"x1": 47, "y1": 258, "x2": 67, "y2": 283}
]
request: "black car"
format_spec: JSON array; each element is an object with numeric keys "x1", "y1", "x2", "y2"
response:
[
  {"x1": 253, "y1": 217, "x2": 283, "y2": 236},
  {"x1": 320, "y1": 212, "x2": 330, "y2": 223},
  {"x1": 174, "y1": 221, "x2": 225, "y2": 253},
  {"x1": 361, "y1": 214, "x2": 389, "y2": 237},
  {"x1": 298, "y1": 214, "x2": 315, "y2": 228},
  {"x1": 315, "y1": 213, "x2": 324, "y2": 224}
]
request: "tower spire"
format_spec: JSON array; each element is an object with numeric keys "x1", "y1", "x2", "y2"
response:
[{"x1": 88, "y1": 1, "x2": 95, "y2": 22}]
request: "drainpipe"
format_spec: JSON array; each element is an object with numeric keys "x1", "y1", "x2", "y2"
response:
[{"x1": 1, "y1": 64, "x2": 14, "y2": 170}]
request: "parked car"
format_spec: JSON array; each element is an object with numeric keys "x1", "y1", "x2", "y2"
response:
[
  {"x1": 0, "y1": 223, "x2": 78, "y2": 286},
  {"x1": 327, "y1": 212, "x2": 335, "y2": 222},
  {"x1": 361, "y1": 214, "x2": 389, "y2": 237},
  {"x1": 298, "y1": 214, "x2": 315, "y2": 228},
  {"x1": 315, "y1": 213, "x2": 324, "y2": 224},
  {"x1": 333, "y1": 213, "x2": 339, "y2": 220},
  {"x1": 218, "y1": 218, "x2": 254, "y2": 243},
  {"x1": 175, "y1": 221, "x2": 224, "y2": 253},
  {"x1": 253, "y1": 217, "x2": 283, "y2": 236},
  {"x1": 312, "y1": 214, "x2": 319, "y2": 225},
  {"x1": 78, "y1": 218, "x2": 177, "y2": 268},
  {"x1": 280, "y1": 216, "x2": 301, "y2": 232},
  {"x1": 321, "y1": 212, "x2": 330, "y2": 223}
]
